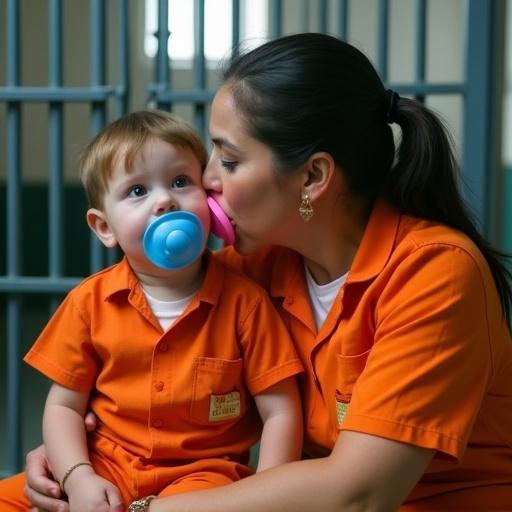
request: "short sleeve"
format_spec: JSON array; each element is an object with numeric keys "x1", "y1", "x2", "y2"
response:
[
  {"x1": 342, "y1": 244, "x2": 493, "y2": 460},
  {"x1": 24, "y1": 289, "x2": 100, "y2": 391},
  {"x1": 239, "y1": 291, "x2": 303, "y2": 396}
]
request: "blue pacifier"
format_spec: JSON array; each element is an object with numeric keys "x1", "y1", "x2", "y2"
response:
[{"x1": 143, "y1": 211, "x2": 205, "y2": 270}]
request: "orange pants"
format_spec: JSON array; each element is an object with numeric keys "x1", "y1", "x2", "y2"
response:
[{"x1": 0, "y1": 437, "x2": 253, "y2": 511}]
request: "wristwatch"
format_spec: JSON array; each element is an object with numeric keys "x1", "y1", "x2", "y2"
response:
[{"x1": 128, "y1": 495, "x2": 157, "y2": 512}]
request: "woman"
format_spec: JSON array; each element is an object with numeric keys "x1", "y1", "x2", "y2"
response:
[{"x1": 22, "y1": 33, "x2": 512, "y2": 511}]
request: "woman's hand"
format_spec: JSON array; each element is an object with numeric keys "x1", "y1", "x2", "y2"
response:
[
  {"x1": 24, "y1": 411, "x2": 98, "y2": 511},
  {"x1": 24, "y1": 445, "x2": 68, "y2": 512}
]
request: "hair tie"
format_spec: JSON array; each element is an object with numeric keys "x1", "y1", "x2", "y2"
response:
[{"x1": 385, "y1": 89, "x2": 400, "y2": 124}]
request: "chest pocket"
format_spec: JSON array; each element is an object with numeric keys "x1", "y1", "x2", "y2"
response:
[
  {"x1": 335, "y1": 350, "x2": 371, "y2": 428},
  {"x1": 190, "y1": 357, "x2": 246, "y2": 425}
]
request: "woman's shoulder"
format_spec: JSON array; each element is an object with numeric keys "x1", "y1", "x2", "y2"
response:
[{"x1": 397, "y1": 215, "x2": 488, "y2": 270}]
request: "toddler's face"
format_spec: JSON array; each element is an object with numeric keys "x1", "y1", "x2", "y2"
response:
[{"x1": 98, "y1": 137, "x2": 210, "y2": 270}]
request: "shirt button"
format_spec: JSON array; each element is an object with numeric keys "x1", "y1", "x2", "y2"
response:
[
  {"x1": 159, "y1": 342, "x2": 168, "y2": 352},
  {"x1": 286, "y1": 297, "x2": 294, "y2": 305},
  {"x1": 152, "y1": 419, "x2": 163, "y2": 429},
  {"x1": 154, "y1": 381, "x2": 164, "y2": 392}
]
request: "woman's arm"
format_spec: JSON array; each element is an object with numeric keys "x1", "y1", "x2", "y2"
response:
[
  {"x1": 150, "y1": 431, "x2": 434, "y2": 512},
  {"x1": 24, "y1": 444, "x2": 67, "y2": 512},
  {"x1": 253, "y1": 377, "x2": 303, "y2": 472},
  {"x1": 24, "y1": 411, "x2": 98, "y2": 512}
]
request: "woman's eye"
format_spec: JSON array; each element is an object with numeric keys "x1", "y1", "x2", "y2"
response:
[
  {"x1": 220, "y1": 159, "x2": 238, "y2": 171},
  {"x1": 172, "y1": 176, "x2": 190, "y2": 188},
  {"x1": 127, "y1": 185, "x2": 147, "y2": 197}
]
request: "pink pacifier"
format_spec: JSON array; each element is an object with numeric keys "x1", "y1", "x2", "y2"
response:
[{"x1": 207, "y1": 196, "x2": 235, "y2": 245}]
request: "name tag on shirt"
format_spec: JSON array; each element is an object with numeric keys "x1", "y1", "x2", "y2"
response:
[
  {"x1": 336, "y1": 401, "x2": 349, "y2": 426},
  {"x1": 335, "y1": 391, "x2": 351, "y2": 427},
  {"x1": 209, "y1": 391, "x2": 241, "y2": 421}
]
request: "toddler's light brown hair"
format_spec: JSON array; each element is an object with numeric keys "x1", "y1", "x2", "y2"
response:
[{"x1": 80, "y1": 110, "x2": 208, "y2": 209}]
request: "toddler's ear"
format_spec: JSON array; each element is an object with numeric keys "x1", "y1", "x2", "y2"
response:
[{"x1": 86, "y1": 208, "x2": 118, "y2": 248}]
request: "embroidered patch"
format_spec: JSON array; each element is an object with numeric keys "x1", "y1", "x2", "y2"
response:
[
  {"x1": 336, "y1": 400, "x2": 349, "y2": 426},
  {"x1": 335, "y1": 391, "x2": 351, "y2": 426},
  {"x1": 209, "y1": 391, "x2": 241, "y2": 421}
]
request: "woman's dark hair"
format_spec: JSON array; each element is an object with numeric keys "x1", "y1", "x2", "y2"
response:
[{"x1": 223, "y1": 32, "x2": 512, "y2": 325}]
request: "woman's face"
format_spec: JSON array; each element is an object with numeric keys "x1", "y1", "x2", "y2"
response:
[{"x1": 203, "y1": 85, "x2": 304, "y2": 254}]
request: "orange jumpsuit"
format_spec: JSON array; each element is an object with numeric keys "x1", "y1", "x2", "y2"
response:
[
  {"x1": 0, "y1": 252, "x2": 302, "y2": 509},
  {"x1": 217, "y1": 198, "x2": 512, "y2": 510}
]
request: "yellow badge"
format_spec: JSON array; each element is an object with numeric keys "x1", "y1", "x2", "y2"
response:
[
  {"x1": 209, "y1": 391, "x2": 241, "y2": 421},
  {"x1": 336, "y1": 400, "x2": 348, "y2": 426}
]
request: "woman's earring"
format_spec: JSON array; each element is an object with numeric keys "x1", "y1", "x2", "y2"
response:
[{"x1": 299, "y1": 193, "x2": 314, "y2": 221}]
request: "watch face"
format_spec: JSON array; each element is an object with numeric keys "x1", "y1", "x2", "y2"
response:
[{"x1": 129, "y1": 496, "x2": 156, "y2": 512}]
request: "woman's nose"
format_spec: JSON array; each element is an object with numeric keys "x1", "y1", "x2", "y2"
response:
[{"x1": 202, "y1": 160, "x2": 221, "y2": 192}]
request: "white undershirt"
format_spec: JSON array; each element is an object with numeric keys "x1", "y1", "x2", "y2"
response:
[
  {"x1": 304, "y1": 264, "x2": 348, "y2": 330},
  {"x1": 142, "y1": 288, "x2": 195, "y2": 330}
]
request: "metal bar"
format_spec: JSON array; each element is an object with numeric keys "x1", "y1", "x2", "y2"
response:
[
  {"x1": 104, "y1": 0, "x2": 131, "y2": 269},
  {"x1": 377, "y1": 0, "x2": 389, "y2": 82},
  {"x1": 318, "y1": 0, "x2": 328, "y2": 33},
  {"x1": 486, "y1": 1, "x2": 506, "y2": 245},
  {"x1": 462, "y1": 0, "x2": 493, "y2": 230},
  {"x1": 150, "y1": 82, "x2": 464, "y2": 102},
  {"x1": 155, "y1": 0, "x2": 171, "y2": 109},
  {"x1": 6, "y1": 0, "x2": 22, "y2": 474},
  {"x1": 337, "y1": 0, "x2": 348, "y2": 40},
  {"x1": 231, "y1": 0, "x2": 240, "y2": 55},
  {"x1": 89, "y1": 0, "x2": 107, "y2": 273},
  {"x1": 377, "y1": 0, "x2": 389, "y2": 81},
  {"x1": 116, "y1": 0, "x2": 130, "y2": 118},
  {"x1": 269, "y1": 0, "x2": 282, "y2": 39},
  {"x1": 300, "y1": 0, "x2": 309, "y2": 32},
  {"x1": 415, "y1": 0, "x2": 426, "y2": 82},
  {"x1": 48, "y1": 0, "x2": 64, "y2": 287},
  {"x1": 386, "y1": 82, "x2": 465, "y2": 95},
  {"x1": 415, "y1": 0, "x2": 426, "y2": 102},
  {"x1": 0, "y1": 277, "x2": 81, "y2": 293},
  {"x1": 146, "y1": 87, "x2": 217, "y2": 103},
  {"x1": 194, "y1": 0, "x2": 206, "y2": 139},
  {"x1": 0, "y1": 86, "x2": 117, "y2": 101},
  {"x1": 99, "y1": 0, "x2": 130, "y2": 266},
  {"x1": 6, "y1": 297, "x2": 22, "y2": 473}
]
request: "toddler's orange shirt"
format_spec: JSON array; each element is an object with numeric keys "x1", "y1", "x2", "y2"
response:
[{"x1": 24, "y1": 252, "x2": 303, "y2": 462}]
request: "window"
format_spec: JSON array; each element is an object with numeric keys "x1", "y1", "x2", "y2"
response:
[{"x1": 145, "y1": 0, "x2": 268, "y2": 67}]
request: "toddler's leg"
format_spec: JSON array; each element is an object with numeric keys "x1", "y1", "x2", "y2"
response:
[
  {"x1": 158, "y1": 461, "x2": 253, "y2": 497},
  {"x1": 0, "y1": 472, "x2": 32, "y2": 511},
  {"x1": 159, "y1": 470, "x2": 238, "y2": 497}
]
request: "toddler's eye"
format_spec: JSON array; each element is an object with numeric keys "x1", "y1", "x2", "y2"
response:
[
  {"x1": 128, "y1": 185, "x2": 147, "y2": 197},
  {"x1": 172, "y1": 176, "x2": 190, "y2": 188}
]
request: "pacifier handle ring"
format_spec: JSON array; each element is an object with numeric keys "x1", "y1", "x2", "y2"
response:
[{"x1": 207, "y1": 196, "x2": 235, "y2": 245}]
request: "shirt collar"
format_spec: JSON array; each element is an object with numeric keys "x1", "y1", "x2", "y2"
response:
[
  {"x1": 103, "y1": 251, "x2": 222, "y2": 306},
  {"x1": 268, "y1": 197, "x2": 400, "y2": 297},
  {"x1": 347, "y1": 197, "x2": 400, "y2": 283},
  {"x1": 103, "y1": 257, "x2": 139, "y2": 301}
]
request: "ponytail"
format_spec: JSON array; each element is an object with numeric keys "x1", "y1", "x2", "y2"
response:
[{"x1": 387, "y1": 97, "x2": 512, "y2": 326}]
